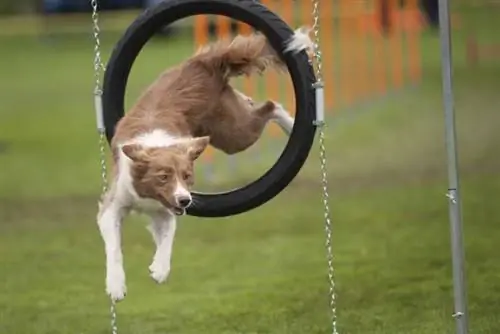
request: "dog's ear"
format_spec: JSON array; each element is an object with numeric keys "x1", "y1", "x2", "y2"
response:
[
  {"x1": 187, "y1": 136, "x2": 210, "y2": 161},
  {"x1": 122, "y1": 144, "x2": 147, "y2": 162}
]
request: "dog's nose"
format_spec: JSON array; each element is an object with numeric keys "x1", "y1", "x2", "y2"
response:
[{"x1": 178, "y1": 197, "x2": 192, "y2": 208}]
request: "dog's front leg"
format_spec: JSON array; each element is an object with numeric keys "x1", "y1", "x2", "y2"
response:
[
  {"x1": 148, "y1": 212, "x2": 177, "y2": 284},
  {"x1": 97, "y1": 200, "x2": 127, "y2": 301},
  {"x1": 146, "y1": 215, "x2": 163, "y2": 247}
]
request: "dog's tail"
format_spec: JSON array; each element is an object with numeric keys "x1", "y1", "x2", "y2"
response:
[{"x1": 194, "y1": 26, "x2": 313, "y2": 80}]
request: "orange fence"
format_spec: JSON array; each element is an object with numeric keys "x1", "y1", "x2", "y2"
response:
[{"x1": 193, "y1": 0, "x2": 424, "y2": 167}]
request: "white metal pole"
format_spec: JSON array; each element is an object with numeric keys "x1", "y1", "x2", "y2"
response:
[{"x1": 437, "y1": 0, "x2": 469, "y2": 333}]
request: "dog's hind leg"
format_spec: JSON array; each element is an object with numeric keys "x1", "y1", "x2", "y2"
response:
[
  {"x1": 233, "y1": 89, "x2": 293, "y2": 135},
  {"x1": 209, "y1": 99, "x2": 275, "y2": 155},
  {"x1": 270, "y1": 103, "x2": 294, "y2": 136}
]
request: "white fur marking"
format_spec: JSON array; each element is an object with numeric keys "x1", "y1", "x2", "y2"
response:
[
  {"x1": 174, "y1": 180, "x2": 191, "y2": 205},
  {"x1": 123, "y1": 129, "x2": 189, "y2": 149},
  {"x1": 97, "y1": 203, "x2": 127, "y2": 301},
  {"x1": 272, "y1": 103, "x2": 295, "y2": 136},
  {"x1": 284, "y1": 26, "x2": 314, "y2": 54}
]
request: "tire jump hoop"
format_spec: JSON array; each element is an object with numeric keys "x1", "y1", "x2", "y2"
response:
[{"x1": 101, "y1": 0, "x2": 322, "y2": 218}]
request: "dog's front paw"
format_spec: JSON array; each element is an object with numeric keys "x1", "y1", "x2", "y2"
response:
[
  {"x1": 106, "y1": 266, "x2": 127, "y2": 301},
  {"x1": 148, "y1": 261, "x2": 171, "y2": 284}
]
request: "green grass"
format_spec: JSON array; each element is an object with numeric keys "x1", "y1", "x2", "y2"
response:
[{"x1": 1, "y1": 8, "x2": 500, "y2": 334}]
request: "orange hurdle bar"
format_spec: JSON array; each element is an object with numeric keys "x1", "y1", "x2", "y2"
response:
[
  {"x1": 354, "y1": 0, "x2": 368, "y2": 101},
  {"x1": 321, "y1": 0, "x2": 335, "y2": 110},
  {"x1": 372, "y1": 0, "x2": 388, "y2": 96},
  {"x1": 360, "y1": 1, "x2": 375, "y2": 99},
  {"x1": 301, "y1": 0, "x2": 313, "y2": 27},
  {"x1": 339, "y1": 0, "x2": 354, "y2": 106},
  {"x1": 406, "y1": 0, "x2": 422, "y2": 84},
  {"x1": 194, "y1": 15, "x2": 209, "y2": 46},
  {"x1": 389, "y1": 0, "x2": 404, "y2": 89},
  {"x1": 216, "y1": 14, "x2": 231, "y2": 39}
]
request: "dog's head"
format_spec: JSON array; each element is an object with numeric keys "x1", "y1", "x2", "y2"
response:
[{"x1": 121, "y1": 136, "x2": 210, "y2": 215}]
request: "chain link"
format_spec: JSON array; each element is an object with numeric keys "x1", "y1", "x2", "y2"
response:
[
  {"x1": 317, "y1": 129, "x2": 338, "y2": 334},
  {"x1": 311, "y1": 0, "x2": 323, "y2": 84},
  {"x1": 90, "y1": 1, "x2": 116, "y2": 334},
  {"x1": 91, "y1": 0, "x2": 106, "y2": 92},
  {"x1": 311, "y1": 0, "x2": 338, "y2": 333}
]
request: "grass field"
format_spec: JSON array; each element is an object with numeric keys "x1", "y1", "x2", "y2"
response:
[{"x1": 1, "y1": 7, "x2": 500, "y2": 334}]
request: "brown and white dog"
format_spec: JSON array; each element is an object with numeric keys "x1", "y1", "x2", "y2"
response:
[{"x1": 97, "y1": 26, "x2": 314, "y2": 301}]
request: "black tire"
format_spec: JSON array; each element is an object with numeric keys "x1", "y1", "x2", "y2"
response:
[{"x1": 102, "y1": 0, "x2": 317, "y2": 218}]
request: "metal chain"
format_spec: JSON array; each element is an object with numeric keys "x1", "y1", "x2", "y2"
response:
[
  {"x1": 90, "y1": 0, "x2": 108, "y2": 194},
  {"x1": 311, "y1": 0, "x2": 338, "y2": 333},
  {"x1": 90, "y1": 1, "x2": 117, "y2": 334}
]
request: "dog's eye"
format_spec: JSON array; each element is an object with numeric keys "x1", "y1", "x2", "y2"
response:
[
  {"x1": 158, "y1": 174, "x2": 170, "y2": 182},
  {"x1": 182, "y1": 172, "x2": 191, "y2": 181}
]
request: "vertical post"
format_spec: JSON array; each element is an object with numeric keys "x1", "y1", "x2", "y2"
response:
[
  {"x1": 352, "y1": 0, "x2": 364, "y2": 101},
  {"x1": 389, "y1": 0, "x2": 403, "y2": 89},
  {"x1": 216, "y1": 15, "x2": 231, "y2": 39},
  {"x1": 322, "y1": 0, "x2": 334, "y2": 110},
  {"x1": 406, "y1": 0, "x2": 422, "y2": 84},
  {"x1": 358, "y1": 0, "x2": 371, "y2": 101},
  {"x1": 378, "y1": 0, "x2": 391, "y2": 34},
  {"x1": 301, "y1": 0, "x2": 314, "y2": 26},
  {"x1": 371, "y1": 1, "x2": 387, "y2": 96},
  {"x1": 437, "y1": 0, "x2": 469, "y2": 333},
  {"x1": 339, "y1": 0, "x2": 353, "y2": 106}
]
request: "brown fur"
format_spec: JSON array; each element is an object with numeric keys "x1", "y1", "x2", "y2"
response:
[
  {"x1": 121, "y1": 138, "x2": 208, "y2": 211},
  {"x1": 109, "y1": 31, "x2": 297, "y2": 208},
  {"x1": 111, "y1": 31, "x2": 287, "y2": 156}
]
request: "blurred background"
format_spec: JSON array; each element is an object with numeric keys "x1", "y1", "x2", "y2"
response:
[{"x1": 1, "y1": 0, "x2": 499, "y2": 333}]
